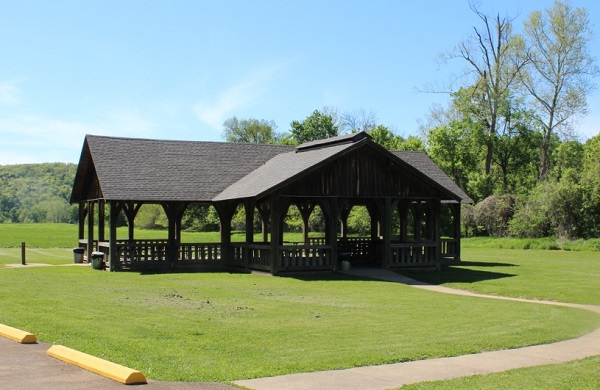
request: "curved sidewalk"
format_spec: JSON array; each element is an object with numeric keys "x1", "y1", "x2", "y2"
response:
[{"x1": 234, "y1": 268, "x2": 600, "y2": 390}]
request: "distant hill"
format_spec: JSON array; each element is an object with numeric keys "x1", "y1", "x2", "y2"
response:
[{"x1": 0, "y1": 163, "x2": 78, "y2": 223}]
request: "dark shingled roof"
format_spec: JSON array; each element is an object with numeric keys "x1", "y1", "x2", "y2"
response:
[
  {"x1": 72, "y1": 135, "x2": 293, "y2": 202},
  {"x1": 391, "y1": 151, "x2": 473, "y2": 203},
  {"x1": 71, "y1": 133, "x2": 472, "y2": 204},
  {"x1": 214, "y1": 141, "x2": 360, "y2": 201}
]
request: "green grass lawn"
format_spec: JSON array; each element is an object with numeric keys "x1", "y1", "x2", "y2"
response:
[
  {"x1": 0, "y1": 267, "x2": 597, "y2": 382},
  {"x1": 1, "y1": 223, "x2": 600, "y2": 385},
  {"x1": 400, "y1": 355, "x2": 600, "y2": 389},
  {"x1": 402, "y1": 248, "x2": 600, "y2": 305}
]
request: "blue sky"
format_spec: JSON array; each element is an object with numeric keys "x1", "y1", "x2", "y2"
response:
[{"x1": 1, "y1": 0, "x2": 599, "y2": 165}]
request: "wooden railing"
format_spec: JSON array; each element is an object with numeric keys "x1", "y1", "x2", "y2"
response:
[
  {"x1": 91, "y1": 236, "x2": 458, "y2": 271},
  {"x1": 337, "y1": 237, "x2": 380, "y2": 259},
  {"x1": 279, "y1": 245, "x2": 331, "y2": 270},
  {"x1": 441, "y1": 238, "x2": 459, "y2": 261},
  {"x1": 308, "y1": 237, "x2": 326, "y2": 246},
  {"x1": 179, "y1": 243, "x2": 221, "y2": 262},
  {"x1": 389, "y1": 242, "x2": 437, "y2": 267},
  {"x1": 111, "y1": 241, "x2": 221, "y2": 269},
  {"x1": 228, "y1": 243, "x2": 272, "y2": 270}
]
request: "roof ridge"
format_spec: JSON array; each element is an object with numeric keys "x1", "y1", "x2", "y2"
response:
[
  {"x1": 296, "y1": 131, "x2": 370, "y2": 152},
  {"x1": 85, "y1": 134, "x2": 294, "y2": 149}
]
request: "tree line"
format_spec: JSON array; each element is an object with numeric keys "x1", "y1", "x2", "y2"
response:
[{"x1": 0, "y1": 163, "x2": 78, "y2": 223}]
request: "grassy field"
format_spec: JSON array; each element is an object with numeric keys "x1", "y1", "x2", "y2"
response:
[
  {"x1": 403, "y1": 248, "x2": 600, "y2": 305},
  {"x1": 401, "y1": 355, "x2": 600, "y2": 389},
  {"x1": 1, "y1": 223, "x2": 600, "y2": 385},
  {"x1": 0, "y1": 267, "x2": 597, "y2": 382}
]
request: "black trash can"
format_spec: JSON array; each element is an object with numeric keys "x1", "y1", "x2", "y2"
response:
[
  {"x1": 73, "y1": 247, "x2": 85, "y2": 263},
  {"x1": 91, "y1": 251, "x2": 105, "y2": 270}
]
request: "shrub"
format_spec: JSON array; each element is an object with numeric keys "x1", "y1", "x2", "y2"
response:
[{"x1": 473, "y1": 194, "x2": 515, "y2": 237}]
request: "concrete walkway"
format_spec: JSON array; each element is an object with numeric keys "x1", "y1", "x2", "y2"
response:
[{"x1": 234, "y1": 268, "x2": 600, "y2": 390}]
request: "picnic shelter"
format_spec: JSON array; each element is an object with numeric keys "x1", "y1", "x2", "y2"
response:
[{"x1": 70, "y1": 131, "x2": 472, "y2": 274}]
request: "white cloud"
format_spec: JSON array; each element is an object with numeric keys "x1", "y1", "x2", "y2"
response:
[
  {"x1": 193, "y1": 64, "x2": 281, "y2": 130},
  {"x1": 0, "y1": 110, "x2": 160, "y2": 165},
  {"x1": 0, "y1": 81, "x2": 21, "y2": 106}
]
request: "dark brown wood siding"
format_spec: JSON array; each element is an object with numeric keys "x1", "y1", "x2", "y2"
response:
[{"x1": 280, "y1": 147, "x2": 440, "y2": 199}]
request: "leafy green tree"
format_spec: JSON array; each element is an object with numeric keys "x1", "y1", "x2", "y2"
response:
[
  {"x1": 368, "y1": 125, "x2": 400, "y2": 149},
  {"x1": 369, "y1": 125, "x2": 425, "y2": 151},
  {"x1": 554, "y1": 140, "x2": 584, "y2": 180},
  {"x1": 580, "y1": 135, "x2": 600, "y2": 236},
  {"x1": 396, "y1": 136, "x2": 425, "y2": 151},
  {"x1": 443, "y1": 3, "x2": 527, "y2": 178},
  {"x1": 290, "y1": 110, "x2": 339, "y2": 144},
  {"x1": 426, "y1": 120, "x2": 481, "y2": 196},
  {"x1": 489, "y1": 97, "x2": 540, "y2": 194},
  {"x1": 522, "y1": 0, "x2": 599, "y2": 180},
  {"x1": 222, "y1": 117, "x2": 280, "y2": 144}
]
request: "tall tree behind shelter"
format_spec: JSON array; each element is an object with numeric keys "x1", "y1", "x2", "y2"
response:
[
  {"x1": 521, "y1": 0, "x2": 598, "y2": 181},
  {"x1": 442, "y1": 2, "x2": 527, "y2": 196},
  {"x1": 290, "y1": 110, "x2": 339, "y2": 144},
  {"x1": 222, "y1": 117, "x2": 280, "y2": 144}
]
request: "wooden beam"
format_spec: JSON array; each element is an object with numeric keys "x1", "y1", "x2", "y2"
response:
[
  {"x1": 214, "y1": 201, "x2": 236, "y2": 266},
  {"x1": 161, "y1": 202, "x2": 189, "y2": 269},
  {"x1": 109, "y1": 201, "x2": 119, "y2": 271},
  {"x1": 78, "y1": 203, "x2": 86, "y2": 241},
  {"x1": 98, "y1": 200, "x2": 105, "y2": 242},
  {"x1": 322, "y1": 197, "x2": 341, "y2": 271},
  {"x1": 382, "y1": 198, "x2": 392, "y2": 269},
  {"x1": 256, "y1": 201, "x2": 270, "y2": 243},
  {"x1": 87, "y1": 201, "x2": 94, "y2": 260},
  {"x1": 296, "y1": 200, "x2": 315, "y2": 245},
  {"x1": 268, "y1": 196, "x2": 284, "y2": 275},
  {"x1": 244, "y1": 199, "x2": 255, "y2": 271}
]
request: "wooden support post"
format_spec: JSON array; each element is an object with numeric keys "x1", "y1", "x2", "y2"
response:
[
  {"x1": 398, "y1": 201, "x2": 409, "y2": 242},
  {"x1": 269, "y1": 197, "x2": 282, "y2": 275},
  {"x1": 413, "y1": 203, "x2": 421, "y2": 241},
  {"x1": 21, "y1": 242, "x2": 26, "y2": 265},
  {"x1": 367, "y1": 203, "x2": 378, "y2": 241},
  {"x1": 382, "y1": 198, "x2": 392, "y2": 269},
  {"x1": 339, "y1": 204, "x2": 351, "y2": 239},
  {"x1": 161, "y1": 202, "x2": 187, "y2": 269},
  {"x1": 256, "y1": 202, "x2": 270, "y2": 243},
  {"x1": 432, "y1": 200, "x2": 442, "y2": 263},
  {"x1": 109, "y1": 201, "x2": 119, "y2": 271},
  {"x1": 215, "y1": 201, "x2": 235, "y2": 267},
  {"x1": 322, "y1": 197, "x2": 340, "y2": 271},
  {"x1": 78, "y1": 203, "x2": 86, "y2": 241},
  {"x1": 98, "y1": 200, "x2": 105, "y2": 242},
  {"x1": 87, "y1": 201, "x2": 95, "y2": 261},
  {"x1": 297, "y1": 201, "x2": 315, "y2": 245},
  {"x1": 452, "y1": 203, "x2": 462, "y2": 262},
  {"x1": 244, "y1": 200, "x2": 255, "y2": 271}
]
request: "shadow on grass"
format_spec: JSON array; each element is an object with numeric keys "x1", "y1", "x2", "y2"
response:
[
  {"x1": 459, "y1": 261, "x2": 518, "y2": 268},
  {"x1": 400, "y1": 267, "x2": 516, "y2": 285}
]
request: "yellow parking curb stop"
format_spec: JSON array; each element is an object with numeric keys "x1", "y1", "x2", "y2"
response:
[
  {"x1": 0, "y1": 324, "x2": 37, "y2": 344},
  {"x1": 47, "y1": 345, "x2": 147, "y2": 385}
]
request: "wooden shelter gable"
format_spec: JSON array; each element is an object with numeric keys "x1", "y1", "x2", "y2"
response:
[
  {"x1": 70, "y1": 139, "x2": 102, "y2": 202},
  {"x1": 212, "y1": 141, "x2": 359, "y2": 201},
  {"x1": 279, "y1": 145, "x2": 442, "y2": 199},
  {"x1": 392, "y1": 151, "x2": 472, "y2": 203}
]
